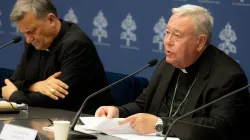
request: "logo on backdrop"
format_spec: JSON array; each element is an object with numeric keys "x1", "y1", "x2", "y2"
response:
[
  {"x1": 198, "y1": 0, "x2": 220, "y2": 4},
  {"x1": 120, "y1": 13, "x2": 139, "y2": 50},
  {"x1": 0, "y1": 10, "x2": 4, "y2": 35},
  {"x1": 64, "y1": 8, "x2": 78, "y2": 24},
  {"x1": 232, "y1": 0, "x2": 250, "y2": 6},
  {"x1": 218, "y1": 22, "x2": 238, "y2": 57},
  {"x1": 152, "y1": 17, "x2": 166, "y2": 53},
  {"x1": 172, "y1": 0, "x2": 188, "y2": 1},
  {"x1": 92, "y1": 10, "x2": 110, "y2": 46},
  {"x1": 10, "y1": 23, "x2": 21, "y2": 36}
]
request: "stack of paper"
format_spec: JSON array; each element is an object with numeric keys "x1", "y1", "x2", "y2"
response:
[
  {"x1": 75, "y1": 117, "x2": 180, "y2": 140},
  {"x1": 80, "y1": 117, "x2": 136, "y2": 134}
]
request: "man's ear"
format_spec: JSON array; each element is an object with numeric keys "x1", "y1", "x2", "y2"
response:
[
  {"x1": 197, "y1": 34, "x2": 207, "y2": 52},
  {"x1": 47, "y1": 13, "x2": 57, "y2": 27}
]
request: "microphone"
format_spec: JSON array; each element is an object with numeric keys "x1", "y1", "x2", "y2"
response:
[
  {"x1": 68, "y1": 58, "x2": 158, "y2": 139},
  {"x1": 0, "y1": 36, "x2": 22, "y2": 50},
  {"x1": 163, "y1": 84, "x2": 250, "y2": 140}
]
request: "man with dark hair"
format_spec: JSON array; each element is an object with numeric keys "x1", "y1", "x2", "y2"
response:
[{"x1": 2, "y1": 0, "x2": 114, "y2": 114}]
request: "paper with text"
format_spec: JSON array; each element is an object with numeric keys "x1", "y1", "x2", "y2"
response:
[
  {"x1": 79, "y1": 117, "x2": 180, "y2": 140},
  {"x1": 111, "y1": 133, "x2": 180, "y2": 140},
  {"x1": 0, "y1": 124, "x2": 37, "y2": 140},
  {"x1": 80, "y1": 117, "x2": 137, "y2": 134}
]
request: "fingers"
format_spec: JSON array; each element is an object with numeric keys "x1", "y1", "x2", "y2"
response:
[
  {"x1": 50, "y1": 72, "x2": 62, "y2": 78},
  {"x1": 132, "y1": 125, "x2": 139, "y2": 132},
  {"x1": 54, "y1": 86, "x2": 68, "y2": 96},
  {"x1": 95, "y1": 107, "x2": 107, "y2": 117},
  {"x1": 48, "y1": 71, "x2": 69, "y2": 94},
  {"x1": 4, "y1": 79, "x2": 14, "y2": 86},
  {"x1": 49, "y1": 81, "x2": 68, "y2": 95},
  {"x1": 44, "y1": 86, "x2": 58, "y2": 100},
  {"x1": 119, "y1": 115, "x2": 135, "y2": 125},
  {"x1": 95, "y1": 106, "x2": 119, "y2": 118},
  {"x1": 1, "y1": 86, "x2": 7, "y2": 100},
  {"x1": 50, "y1": 88, "x2": 66, "y2": 99},
  {"x1": 47, "y1": 93, "x2": 58, "y2": 100},
  {"x1": 128, "y1": 119, "x2": 144, "y2": 134},
  {"x1": 46, "y1": 77, "x2": 69, "y2": 98},
  {"x1": 107, "y1": 108, "x2": 116, "y2": 119},
  {"x1": 53, "y1": 79, "x2": 69, "y2": 90},
  {"x1": 107, "y1": 106, "x2": 119, "y2": 118},
  {"x1": 130, "y1": 122, "x2": 136, "y2": 129},
  {"x1": 46, "y1": 93, "x2": 58, "y2": 100},
  {"x1": 119, "y1": 115, "x2": 141, "y2": 133},
  {"x1": 31, "y1": 72, "x2": 68, "y2": 100},
  {"x1": 130, "y1": 122, "x2": 140, "y2": 133}
]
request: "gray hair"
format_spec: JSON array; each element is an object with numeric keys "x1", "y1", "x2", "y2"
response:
[
  {"x1": 10, "y1": 0, "x2": 57, "y2": 22},
  {"x1": 172, "y1": 4, "x2": 214, "y2": 45}
]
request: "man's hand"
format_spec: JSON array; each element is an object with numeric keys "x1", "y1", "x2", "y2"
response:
[
  {"x1": 2, "y1": 79, "x2": 18, "y2": 101},
  {"x1": 118, "y1": 113, "x2": 157, "y2": 134},
  {"x1": 29, "y1": 72, "x2": 69, "y2": 100},
  {"x1": 95, "y1": 106, "x2": 119, "y2": 118}
]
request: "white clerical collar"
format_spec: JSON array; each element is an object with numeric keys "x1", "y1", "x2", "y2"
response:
[
  {"x1": 180, "y1": 68, "x2": 188, "y2": 74},
  {"x1": 45, "y1": 49, "x2": 50, "y2": 52}
]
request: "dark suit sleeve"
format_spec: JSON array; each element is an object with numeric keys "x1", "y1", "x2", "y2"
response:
[
  {"x1": 9, "y1": 90, "x2": 54, "y2": 107},
  {"x1": 117, "y1": 89, "x2": 148, "y2": 117},
  {"x1": 118, "y1": 60, "x2": 163, "y2": 117},
  {"x1": 161, "y1": 73, "x2": 250, "y2": 139},
  {"x1": 9, "y1": 44, "x2": 37, "y2": 91},
  {"x1": 8, "y1": 44, "x2": 56, "y2": 106},
  {"x1": 9, "y1": 40, "x2": 97, "y2": 108}
]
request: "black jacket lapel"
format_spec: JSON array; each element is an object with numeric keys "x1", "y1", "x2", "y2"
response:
[
  {"x1": 148, "y1": 63, "x2": 175, "y2": 115},
  {"x1": 184, "y1": 47, "x2": 213, "y2": 117}
]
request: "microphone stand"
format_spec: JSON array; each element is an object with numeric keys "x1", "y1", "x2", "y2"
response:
[
  {"x1": 163, "y1": 84, "x2": 250, "y2": 140},
  {"x1": 0, "y1": 36, "x2": 22, "y2": 49},
  {"x1": 68, "y1": 59, "x2": 158, "y2": 139}
]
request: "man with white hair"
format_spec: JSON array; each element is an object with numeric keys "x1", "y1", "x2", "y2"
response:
[
  {"x1": 1, "y1": 0, "x2": 114, "y2": 114},
  {"x1": 95, "y1": 4, "x2": 250, "y2": 139}
]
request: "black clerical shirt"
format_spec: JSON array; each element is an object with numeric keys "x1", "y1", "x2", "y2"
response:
[
  {"x1": 9, "y1": 20, "x2": 114, "y2": 114},
  {"x1": 157, "y1": 56, "x2": 203, "y2": 118}
]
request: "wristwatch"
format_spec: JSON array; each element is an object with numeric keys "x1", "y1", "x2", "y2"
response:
[{"x1": 154, "y1": 118, "x2": 163, "y2": 136}]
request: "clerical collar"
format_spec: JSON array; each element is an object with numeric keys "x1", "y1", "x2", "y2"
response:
[
  {"x1": 179, "y1": 50, "x2": 207, "y2": 75},
  {"x1": 179, "y1": 61, "x2": 199, "y2": 76},
  {"x1": 180, "y1": 69, "x2": 188, "y2": 73}
]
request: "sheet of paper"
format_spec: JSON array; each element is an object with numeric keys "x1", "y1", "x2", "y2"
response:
[
  {"x1": 80, "y1": 117, "x2": 137, "y2": 134},
  {"x1": 78, "y1": 117, "x2": 180, "y2": 140},
  {"x1": 74, "y1": 125, "x2": 102, "y2": 134},
  {"x1": 0, "y1": 124, "x2": 38, "y2": 140},
  {"x1": 110, "y1": 133, "x2": 180, "y2": 140}
]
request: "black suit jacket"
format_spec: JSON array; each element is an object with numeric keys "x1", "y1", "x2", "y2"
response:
[
  {"x1": 8, "y1": 20, "x2": 114, "y2": 114},
  {"x1": 118, "y1": 45, "x2": 250, "y2": 140}
]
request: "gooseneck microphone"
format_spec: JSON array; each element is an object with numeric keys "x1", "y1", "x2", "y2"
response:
[
  {"x1": 68, "y1": 58, "x2": 158, "y2": 139},
  {"x1": 0, "y1": 36, "x2": 22, "y2": 50},
  {"x1": 163, "y1": 84, "x2": 250, "y2": 140}
]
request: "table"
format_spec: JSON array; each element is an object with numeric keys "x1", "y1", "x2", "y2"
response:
[{"x1": 0, "y1": 107, "x2": 124, "y2": 140}]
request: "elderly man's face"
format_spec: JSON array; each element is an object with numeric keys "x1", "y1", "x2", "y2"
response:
[
  {"x1": 16, "y1": 11, "x2": 55, "y2": 50},
  {"x1": 164, "y1": 15, "x2": 201, "y2": 68}
]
